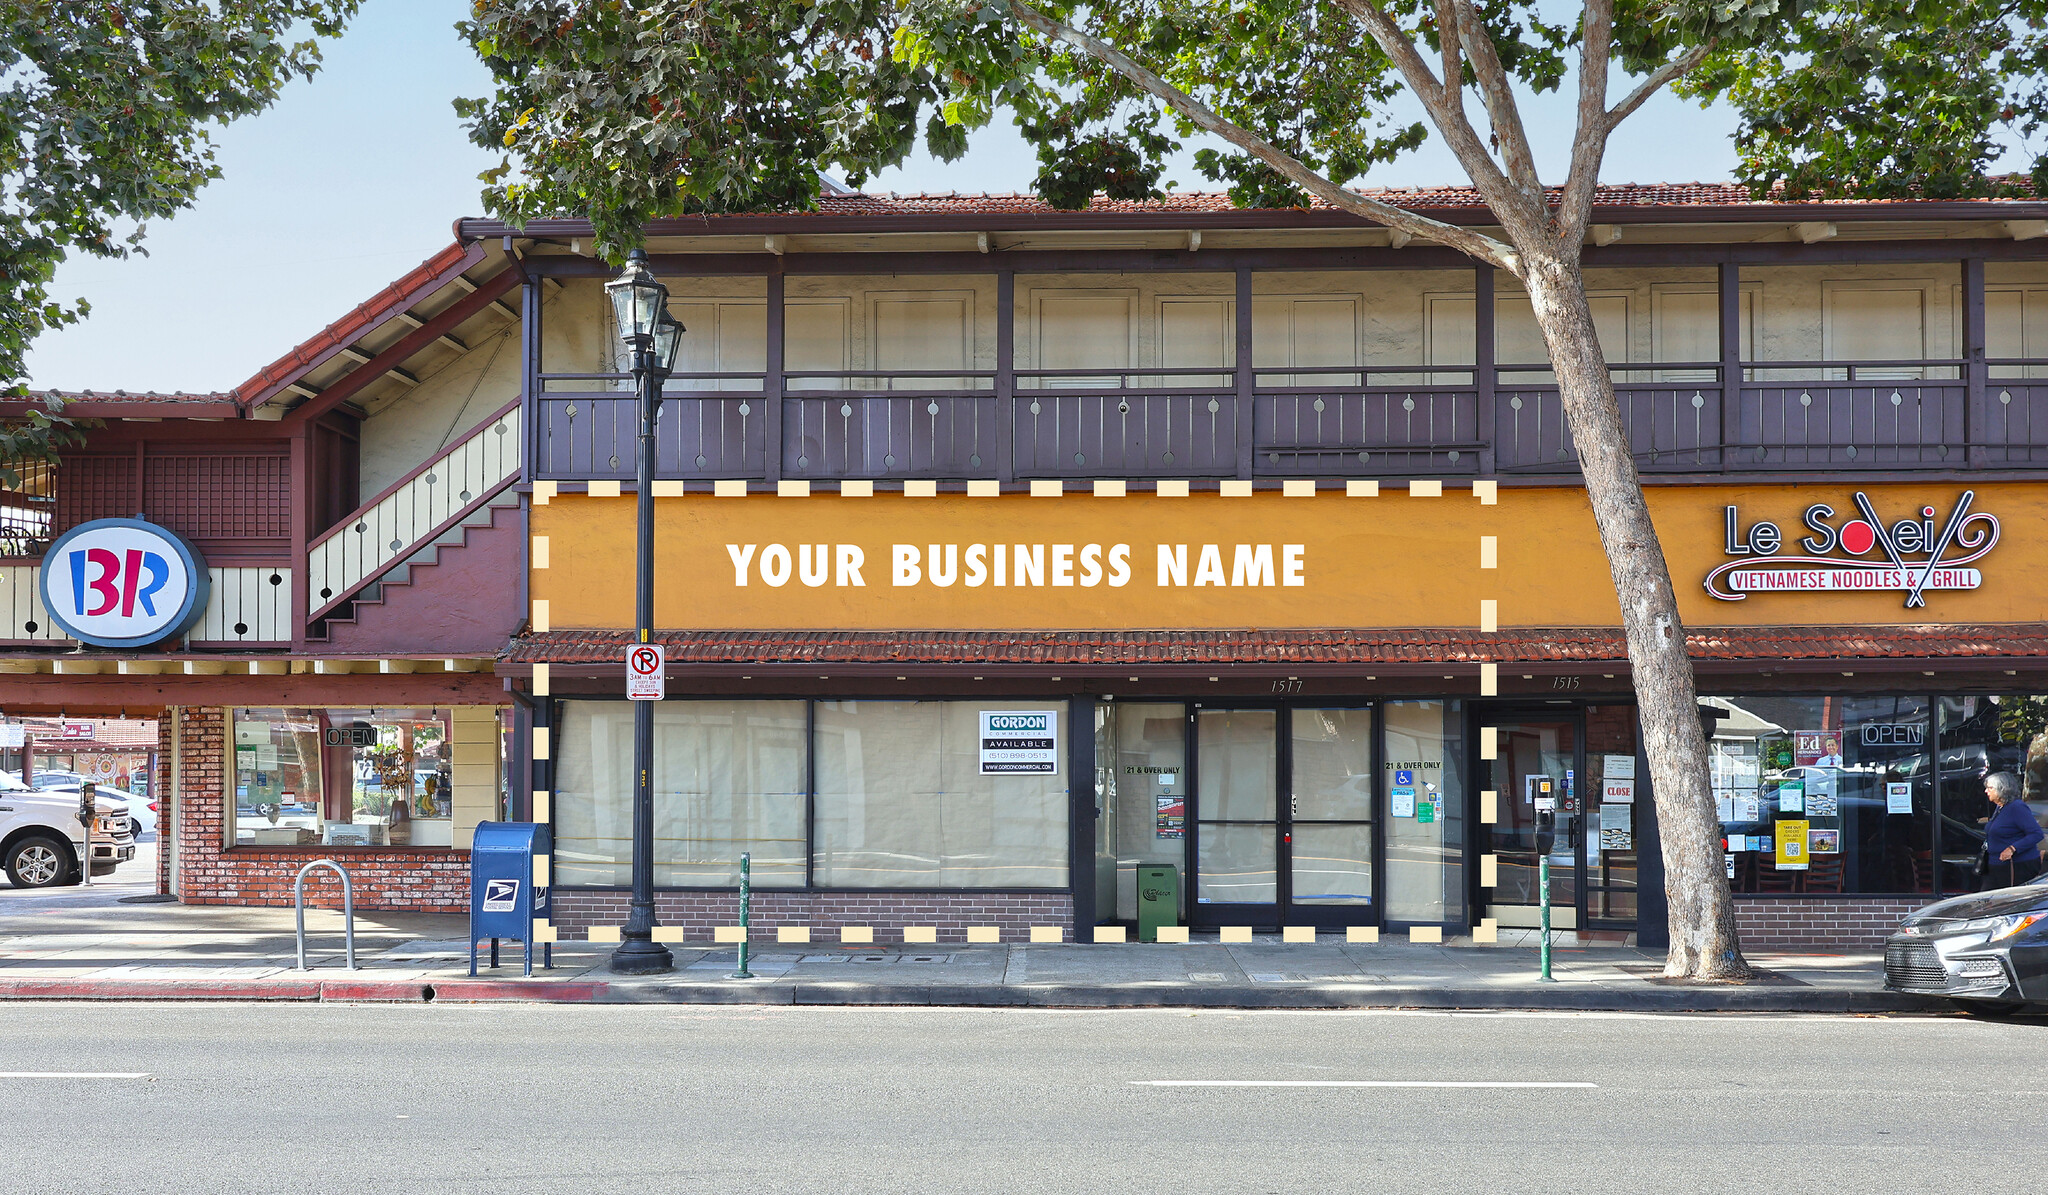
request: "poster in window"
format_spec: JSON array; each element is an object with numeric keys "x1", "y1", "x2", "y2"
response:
[
  {"x1": 1775, "y1": 778, "x2": 1805, "y2": 814},
  {"x1": 1776, "y1": 819, "x2": 1810, "y2": 870},
  {"x1": 1795, "y1": 730, "x2": 1846, "y2": 768},
  {"x1": 1155, "y1": 794, "x2": 1185, "y2": 839},
  {"x1": 1803, "y1": 768, "x2": 1838, "y2": 816},
  {"x1": 1886, "y1": 782, "x2": 1914, "y2": 814},
  {"x1": 1809, "y1": 828, "x2": 1841, "y2": 854}
]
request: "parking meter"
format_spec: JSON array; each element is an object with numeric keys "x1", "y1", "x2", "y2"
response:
[
  {"x1": 77, "y1": 782, "x2": 95, "y2": 887},
  {"x1": 1527, "y1": 775, "x2": 1557, "y2": 852}
]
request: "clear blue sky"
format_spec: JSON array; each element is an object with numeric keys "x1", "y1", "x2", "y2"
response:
[{"x1": 27, "y1": 0, "x2": 1749, "y2": 394}]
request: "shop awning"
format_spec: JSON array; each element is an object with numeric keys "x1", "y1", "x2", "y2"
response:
[{"x1": 500, "y1": 625, "x2": 2048, "y2": 673}]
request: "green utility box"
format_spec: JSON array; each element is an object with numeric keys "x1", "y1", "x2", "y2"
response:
[{"x1": 1136, "y1": 865, "x2": 1180, "y2": 943}]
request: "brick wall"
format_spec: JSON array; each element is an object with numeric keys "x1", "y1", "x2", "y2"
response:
[
  {"x1": 550, "y1": 890, "x2": 1076, "y2": 941},
  {"x1": 1734, "y1": 897, "x2": 1922, "y2": 949},
  {"x1": 165, "y1": 706, "x2": 472, "y2": 913},
  {"x1": 156, "y1": 715, "x2": 173, "y2": 896}
]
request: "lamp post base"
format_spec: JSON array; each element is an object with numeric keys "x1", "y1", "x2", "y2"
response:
[{"x1": 607, "y1": 936, "x2": 674, "y2": 975}]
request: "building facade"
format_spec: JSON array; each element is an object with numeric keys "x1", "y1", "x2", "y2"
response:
[{"x1": 10, "y1": 183, "x2": 2048, "y2": 947}]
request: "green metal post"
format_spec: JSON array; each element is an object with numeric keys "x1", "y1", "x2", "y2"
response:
[
  {"x1": 1537, "y1": 852, "x2": 1554, "y2": 982},
  {"x1": 731, "y1": 851, "x2": 755, "y2": 979}
]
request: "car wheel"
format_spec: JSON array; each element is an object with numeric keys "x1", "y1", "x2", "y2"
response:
[
  {"x1": 5, "y1": 836, "x2": 76, "y2": 888},
  {"x1": 1950, "y1": 998, "x2": 2029, "y2": 1017},
  {"x1": 129, "y1": 819, "x2": 142, "y2": 838}
]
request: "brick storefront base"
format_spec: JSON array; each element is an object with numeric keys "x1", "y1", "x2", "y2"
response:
[
  {"x1": 551, "y1": 890, "x2": 1075, "y2": 942},
  {"x1": 1734, "y1": 897, "x2": 1922, "y2": 949},
  {"x1": 178, "y1": 850, "x2": 471, "y2": 914}
]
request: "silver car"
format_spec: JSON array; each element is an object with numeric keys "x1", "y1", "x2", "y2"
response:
[{"x1": 1884, "y1": 875, "x2": 2048, "y2": 1015}]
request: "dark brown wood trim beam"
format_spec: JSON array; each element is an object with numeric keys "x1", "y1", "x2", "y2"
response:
[
  {"x1": 0, "y1": 671, "x2": 510, "y2": 713},
  {"x1": 282, "y1": 268, "x2": 519, "y2": 429},
  {"x1": 519, "y1": 237, "x2": 2048, "y2": 279}
]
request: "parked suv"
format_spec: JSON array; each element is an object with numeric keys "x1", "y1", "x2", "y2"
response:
[{"x1": 0, "y1": 774, "x2": 136, "y2": 888}]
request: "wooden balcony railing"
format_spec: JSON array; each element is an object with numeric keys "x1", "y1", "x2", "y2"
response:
[{"x1": 530, "y1": 359, "x2": 2048, "y2": 482}]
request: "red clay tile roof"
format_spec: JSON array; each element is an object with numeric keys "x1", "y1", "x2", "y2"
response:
[
  {"x1": 232, "y1": 240, "x2": 484, "y2": 411},
  {"x1": 502, "y1": 625, "x2": 2048, "y2": 667},
  {"x1": 18, "y1": 241, "x2": 490, "y2": 416},
  {"x1": 800, "y1": 180, "x2": 2044, "y2": 218}
]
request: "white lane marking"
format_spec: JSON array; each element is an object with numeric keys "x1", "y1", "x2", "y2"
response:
[
  {"x1": 1131, "y1": 1080, "x2": 1594, "y2": 1088},
  {"x1": 0, "y1": 1072, "x2": 150, "y2": 1079}
]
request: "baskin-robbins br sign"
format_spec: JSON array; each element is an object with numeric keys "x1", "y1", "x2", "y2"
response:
[
  {"x1": 38, "y1": 518, "x2": 210, "y2": 648},
  {"x1": 1707, "y1": 490, "x2": 1999, "y2": 609}
]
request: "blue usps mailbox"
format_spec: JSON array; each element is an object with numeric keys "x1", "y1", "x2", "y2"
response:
[{"x1": 469, "y1": 821, "x2": 551, "y2": 977}]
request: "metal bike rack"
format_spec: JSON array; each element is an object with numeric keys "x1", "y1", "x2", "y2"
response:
[{"x1": 294, "y1": 859, "x2": 358, "y2": 971}]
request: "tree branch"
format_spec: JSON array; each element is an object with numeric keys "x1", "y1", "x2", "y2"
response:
[
  {"x1": 1555, "y1": 0, "x2": 1617, "y2": 248},
  {"x1": 1606, "y1": 40, "x2": 1716, "y2": 132},
  {"x1": 1006, "y1": 0, "x2": 1521, "y2": 271},
  {"x1": 1432, "y1": 0, "x2": 1463, "y2": 109},
  {"x1": 1449, "y1": 0, "x2": 1543, "y2": 199},
  {"x1": 1328, "y1": 0, "x2": 1549, "y2": 248}
]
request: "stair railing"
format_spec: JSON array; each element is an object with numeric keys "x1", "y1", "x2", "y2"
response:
[{"x1": 306, "y1": 398, "x2": 523, "y2": 624}]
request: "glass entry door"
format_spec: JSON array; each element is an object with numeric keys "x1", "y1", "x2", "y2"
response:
[
  {"x1": 1485, "y1": 711, "x2": 1584, "y2": 929},
  {"x1": 1193, "y1": 709, "x2": 1279, "y2": 919},
  {"x1": 1190, "y1": 706, "x2": 1376, "y2": 929}
]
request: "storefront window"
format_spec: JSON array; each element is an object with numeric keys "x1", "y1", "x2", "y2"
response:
[
  {"x1": 1937, "y1": 696, "x2": 2048, "y2": 893},
  {"x1": 228, "y1": 707, "x2": 505, "y2": 849},
  {"x1": 1706, "y1": 696, "x2": 1932, "y2": 894},
  {"x1": 1100, "y1": 702, "x2": 1187, "y2": 920},
  {"x1": 229, "y1": 710, "x2": 322, "y2": 847},
  {"x1": 1584, "y1": 705, "x2": 1639, "y2": 923},
  {"x1": 812, "y1": 700, "x2": 1068, "y2": 887},
  {"x1": 554, "y1": 700, "x2": 806, "y2": 887},
  {"x1": 1382, "y1": 700, "x2": 1464, "y2": 924}
]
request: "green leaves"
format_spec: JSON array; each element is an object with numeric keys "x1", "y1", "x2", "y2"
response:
[
  {"x1": 0, "y1": 0, "x2": 361, "y2": 424},
  {"x1": 1681, "y1": 0, "x2": 2048, "y2": 199}
]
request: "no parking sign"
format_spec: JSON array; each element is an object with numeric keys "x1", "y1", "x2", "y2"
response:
[{"x1": 626, "y1": 643, "x2": 665, "y2": 700}]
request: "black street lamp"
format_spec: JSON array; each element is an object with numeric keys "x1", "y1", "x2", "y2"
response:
[{"x1": 604, "y1": 248, "x2": 683, "y2": 975}]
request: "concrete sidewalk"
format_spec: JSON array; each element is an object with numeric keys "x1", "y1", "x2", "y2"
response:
[{"x1": 0, "y1": 881, "x2": 1935, "y2": 1011}]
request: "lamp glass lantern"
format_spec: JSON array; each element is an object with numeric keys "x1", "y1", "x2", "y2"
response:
[
  {"x1": 651, "y1": 314, "x2": 686, "y2": 375},
  {"x1": 605, "y1": 248, "x2": 669, "y2": 345}
]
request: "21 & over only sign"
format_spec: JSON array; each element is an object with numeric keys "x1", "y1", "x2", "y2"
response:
[{"x1": 626, "y1": 643, "x2": 665, "y2": 700}]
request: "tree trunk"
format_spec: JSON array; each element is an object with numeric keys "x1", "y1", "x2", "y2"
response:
[{"x1": 1521, "y1": 252, "x2": 1751, "y2": 981}]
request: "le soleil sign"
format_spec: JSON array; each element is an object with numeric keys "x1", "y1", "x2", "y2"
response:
[
  {"x1": 39, "y1": 518, "x2": 211, "y2": 648},
  {"x1": 1707, "y1": 490, "x2": 1999, "y2": 608}
]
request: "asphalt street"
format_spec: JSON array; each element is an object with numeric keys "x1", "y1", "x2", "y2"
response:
[{"x1": 2, "y1": 1003, "x2": 2040, "y2": 1193}]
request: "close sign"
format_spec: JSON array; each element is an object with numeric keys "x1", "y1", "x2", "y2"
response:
[{"x1": 627, "y1": 643, "x2": 665, "y2": 700}]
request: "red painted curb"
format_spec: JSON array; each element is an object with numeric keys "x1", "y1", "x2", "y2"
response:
[
  {"x1": 0, "y1": 978, "x2": 322, "y2": 1001},
  {"x1": 427, "y1": 980, "x2": 608, "y2": 1002},
  {"x1": 318, "y1": 981, "x2": 434, "y2": 1002}
]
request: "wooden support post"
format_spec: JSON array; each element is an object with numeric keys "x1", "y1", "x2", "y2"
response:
[
  {"x1": 1235, "y1": 266, "x2": 1254, "y2": 480},
  {"x1": 1963, "y1": 256, "x2": 1988, "y2": 468},
  {"x1": 1474, "y1": 266, "x2": 1495, "y2": 475},
  {"x1": 996, "y1": 269, "x2": 1016, "y2": 483},
  {"x1": 1719, "y1": 260, "x2": 1742, "y2": 471},
  {"x1": 764, "y1": 262, "x2": 785, "y2": 484},
  {"x1": 522, "y1": 274, "x2": 543, "y2": 483}
]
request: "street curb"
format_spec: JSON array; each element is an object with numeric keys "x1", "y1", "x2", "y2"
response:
[
  {"x1": 0, "y1": 976, "x2": 1952, "y2": 1013},
  {"x1": 0, "y1": 978, "x2": 325, "y2": 1001}
]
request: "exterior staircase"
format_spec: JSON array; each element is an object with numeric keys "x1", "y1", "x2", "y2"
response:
[{"x1": 306, "y1": 490, "x2": 521, "y2": 643}]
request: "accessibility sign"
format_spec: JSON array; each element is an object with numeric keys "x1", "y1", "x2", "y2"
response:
[{"x1": 627, "y1": 643, "x2": 665, "y2": 700}]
